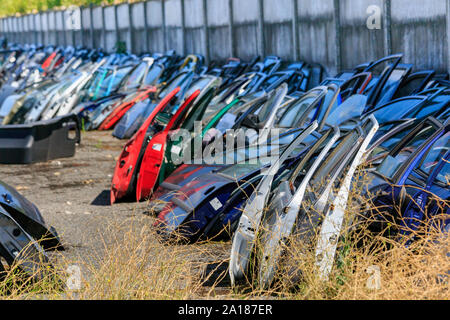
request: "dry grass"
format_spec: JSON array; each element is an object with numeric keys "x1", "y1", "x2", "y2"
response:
[{"x1": 0, "y1": 170, "x2": 448, "y2": 300}]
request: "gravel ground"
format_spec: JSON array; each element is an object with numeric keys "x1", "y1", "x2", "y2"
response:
[
  {"x1": 0, "y1": 131, "x2": 150, "y2": 260},
  {"x1": 0, "y1": 130, "x2": 232, "y2": 293}
]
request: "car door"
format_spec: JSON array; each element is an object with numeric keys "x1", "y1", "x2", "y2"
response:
[
  {"x1": 258, "y1": 127, "x2": 340, "y2": 288},
  {"x1": 399, "y1": 131, "x2": 449, "y2": 241},
  {"x1": 136, "y1": 90, "x2": 201, "y2": 201},
  {"x1": 229, "y1": 121, "x2": 318, "y2": 285}
]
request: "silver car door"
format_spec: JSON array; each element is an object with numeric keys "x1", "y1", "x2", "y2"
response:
[
  {"x1": 48, "y1": 60, "x2": 107, "y2": 119},
  {"x1": 42, "y1": 73, "x2": 88, "y2": 120},
  {"x1": 315, "y1": 115, "x2": 379, "y2": 280},
  {"x1": 258, "y1": 127, "x2": 340, "y2": 288},
  {"x1": 255, "y1": 83, "x2": 288, "y2": 144},
  {"x1": 229, "y1": 120, "x2": 318, "y2": 285}
]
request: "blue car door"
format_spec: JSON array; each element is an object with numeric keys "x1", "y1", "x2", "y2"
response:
[{"x1": 400, "y1": 131, "x2": 449, "y2": 240}]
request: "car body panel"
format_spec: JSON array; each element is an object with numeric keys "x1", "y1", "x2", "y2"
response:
[
  {"x1": 136, "y1": 89, "x2": 201, "y2": 201},
  {"x1": 98, "y1": 86, "x2": 156, "y2": 131},
  {"x1": 110, "y1": 87, "x2": 181, "y2": 203},
  {"x1": 229, "y1": 121, "x2": 318, "y2": 285},
  {"x1": 258, "y1": 127, "x2": 340, "y2": 288}
]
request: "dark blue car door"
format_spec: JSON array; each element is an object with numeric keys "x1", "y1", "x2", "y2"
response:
[{"x1": 400, "y1": 129, "x2": 449, "y2": 238}]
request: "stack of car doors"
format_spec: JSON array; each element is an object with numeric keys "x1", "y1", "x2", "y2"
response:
[{"x1": 0, "y1": 180, "x2": 63, "y2": 279}]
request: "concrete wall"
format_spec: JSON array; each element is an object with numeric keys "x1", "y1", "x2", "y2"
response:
[{"x1": 1, "y1": 0, "x2": 449, "y2": 75}]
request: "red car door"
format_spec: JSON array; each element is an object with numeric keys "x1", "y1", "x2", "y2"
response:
[
  {"x1": 99, "y1": 86, "x2": 156, "y2": 131},
  {"x1": 136, "y1": 89, "x2": 201, "y2": 201},
  {"x1": 110, "y1": 87, "x2": 181, "y2": 204}
]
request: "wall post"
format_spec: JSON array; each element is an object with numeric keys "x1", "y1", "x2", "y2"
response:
[
  {"x1": 79, "y1": 6, "x2": 85, "y2": 47},
  {"x1": 181, "y1": 0, "x2": 187, "y2": 55},
  {"x1": 228, "y1": 0, "x2": 235, "y2": 57},
  {"x1": 143, "y1": 0, "x2": 150, "y2": 52},
  {"x1": 202, "y1": 0, "x2": 210, "y2": 62},
  {"x1": 128, "y1": 2, "x2": 135, "y2": 53},
  {"x1": 90, "y1": 4, "x2": 95, "y2": 48},
  {"x1": 162, "y1": 0, "x2": 167, "y2": 52},
  {"x1": 102, "y1": 5, "x2": 107, "y2": 51},
  {"x1": 257, "y1": 0, "x2": 265, "y2": 57},
  {"x1": 333, "y1": 0, "x2": 342, "y2": 72},
  {"x1": 447, "y1": 0, "x2": 450, "y2": 74},
  {"x1": 292, "y1": 0, "x2": 299, "y2": 61},
  {"x1": 114, "y1": 4, "x2": 120, "y2": 49},
  {"x1": 383, "y1": 0, "x2": 392, "y2": 56}
]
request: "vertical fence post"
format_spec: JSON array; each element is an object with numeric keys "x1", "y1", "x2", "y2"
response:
[
  {"x1": 25, "y1": 15, "x2": 29, "y2": 44},
  {"x1": 23, "y1": 15, "x2": 27, "y2": 44},
  {"x1": 27, "y1": 15, "x2": 30, "y2": 44},
  {"x1": 11, "y1": 17, "x2": 14, "y2": 42},
  {"x1": 40, "y1": 13, "x2": 44, "y2": 45},
  {"x1": 53, "y1": 10, "x2": 57, "y2": 45},
  {"x1": 202, "y1": 0, "x2": 210, "y2": 62},
  {"x1": 23, "y1": 15, "x2": 26, "y2": 44},
  {"x1": 292, "y1": 0, "x2": 299, "y2": 61},
  {"x1": 62, "y1": 11, "x2": 67, "y2": 46},
  {"x1": 181, "y1": 0, "x2": 186, "y2": 55},
  {"x1": 102, "y1": 5, "x2": 107, "y2": 52},
  {"x1": 114, "y1": 4, "x2": 120, "y2": 50},
  {"x1": 228, "y1": 0, "x2": 235, "y2": 57},
  {"x1": 162, "y1": 0, "x2": 167, "y2": 52},
  {"x1": 17, "y1": 16, "x2": 21, "y2": 44},
  {"x1": 33, "y1": 14, "x2": 38, "y2": 44},
  {"x1": 447, "y1": 0, "x2": 450, "y2": 74},
  {"x1": 9, "y1": 17, "x2": 12, "y2": 43},
  {"x1": 128, "y1": 2, "x2": 135, "y2": 53},
  {"x1": 72, "y1": 9, "x2": 77, "y2": 46},
  {"x1": 143, "y1": 1, "x2": 150, "y2": 52},
  {"x1": 5, "y1": 18, "x2": 8, "y2": 42},
  {"x1": 257, "y1": 0, "x2": 265, "y2": 57},
  {"x1": 333, "y1": 0, "x2": 342, "y2": 72},
  {"x1": 13, "y1": 16, "x2": 17, "y2": 44},
  {"x1": 11, "y1": 17, "x2": 14, "y2": 43},
  {"x1": 12, "y1": 17, "x2": 16, "y2": 43},
  {"x1": 79, "y1": 6, "x2": 85, "y2": 47},
  {"x1": 13, "y1": 16, "x2": 17, "y2": 43},
  {"x1": 90, "y1": 4, "x2": 95, "y2": 49},
  {"x1": 17, "y1": 15, "x2": 22, "y2": 44},
  {"x1": 383, "y1": 0, "x2": 392, "y2": 56},
  {"x1": 46, "y1": 11, "x2": 51, "y2": 45},
  {"x1": 7, "y1": 17, "x2": 10, "y2": 42}
]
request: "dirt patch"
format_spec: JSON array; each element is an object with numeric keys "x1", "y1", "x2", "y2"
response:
[{"x1": 0, "y1": 131, "x2": 231, "y2": 275}]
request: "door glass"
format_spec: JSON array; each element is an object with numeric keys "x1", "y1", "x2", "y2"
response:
[
  {"x1": 434, "y1": 162, "x2": 449, "y2": 185},
  {"x1": 416, "y1": 132, "x2": 450, "y2": 179},
  {"x1": 144, "y1": 65, "x2": 163, "y2": 85},
  {"x1": 411, "y1": 94, "x2": 450, "y2": 119},
  {"x1": 371, "y1": 98, "x2": 423, "y2": 124},
  {"x1": 376, "y1": 125, "x2": 438, "y2": 179},
  {"x1": 278, "y1": 95, "x2": 318, "y2": 127}
]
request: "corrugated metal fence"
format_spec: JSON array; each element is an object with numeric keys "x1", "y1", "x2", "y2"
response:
[{"x1": 1, "y1": 0, "x2": 449, "y2": 75}]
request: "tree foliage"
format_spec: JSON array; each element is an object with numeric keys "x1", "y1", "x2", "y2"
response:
[{"x1": 0, "y1": 1, "x2": 125, "y2": 17}]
